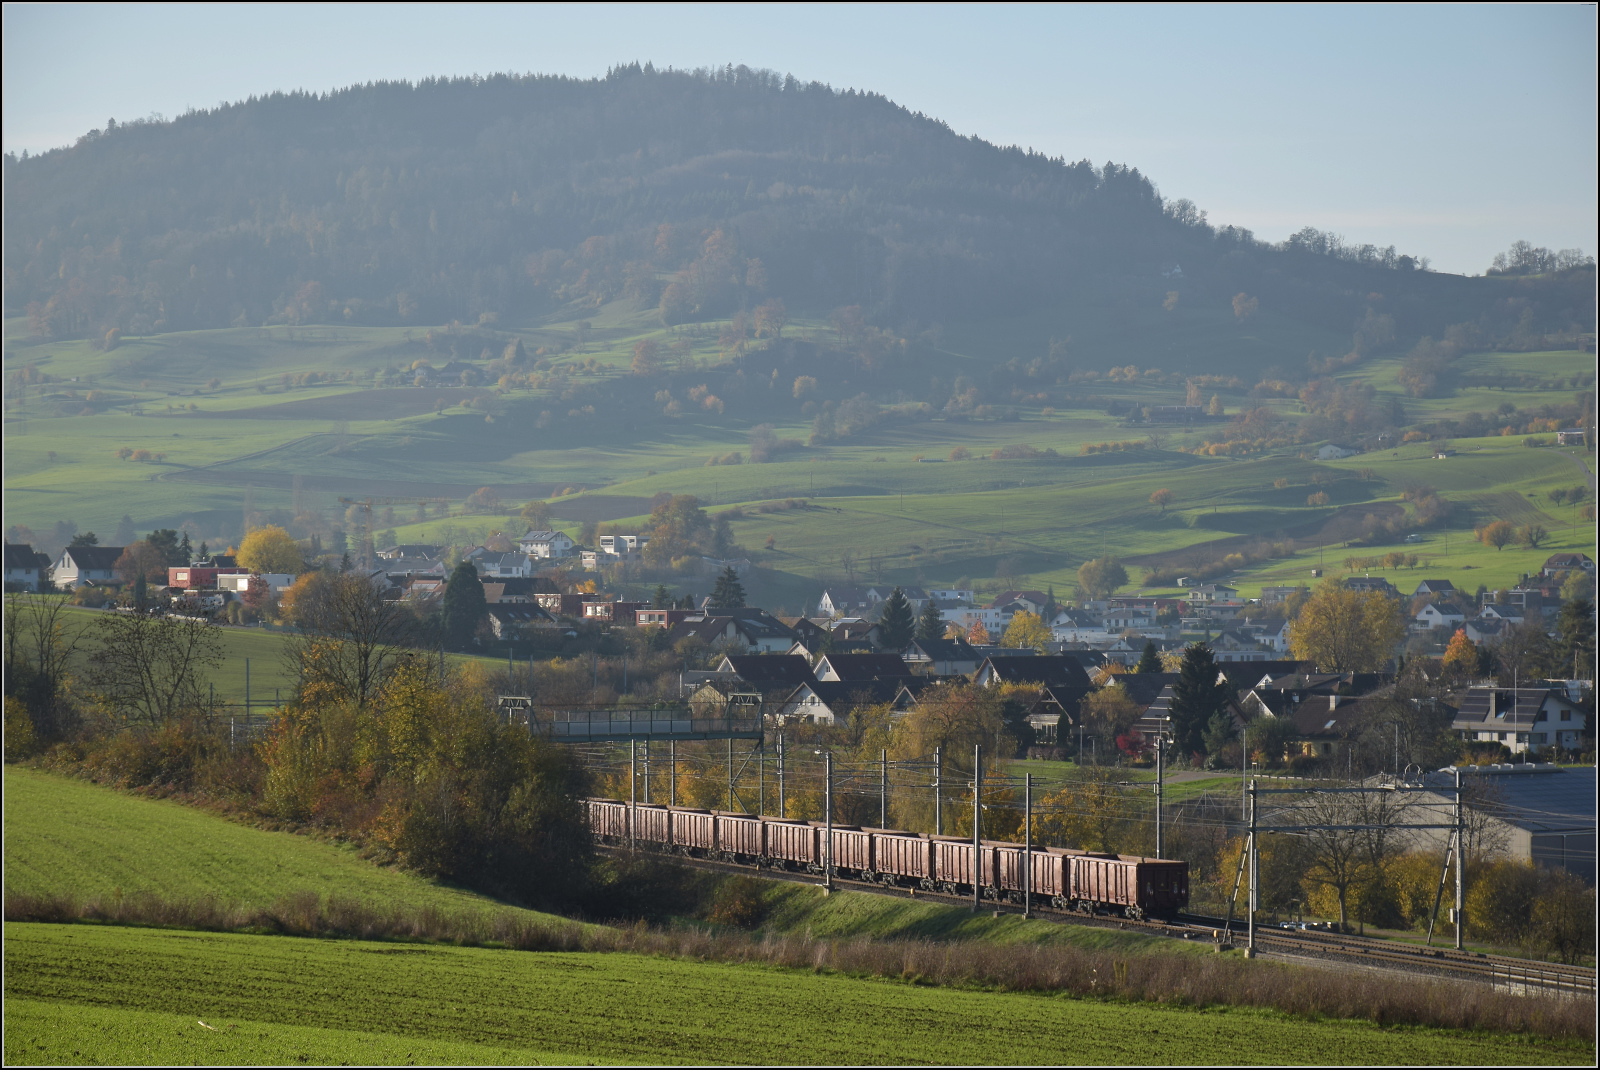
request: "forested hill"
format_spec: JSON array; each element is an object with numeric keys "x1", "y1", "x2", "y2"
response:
[{"x1": 4, "y1": 64, "x2": 1593, "y2": 361}]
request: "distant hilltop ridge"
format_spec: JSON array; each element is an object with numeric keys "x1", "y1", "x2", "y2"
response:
[{"x1": 4, "y1": 63, "x2": 1592, "y2": 367}]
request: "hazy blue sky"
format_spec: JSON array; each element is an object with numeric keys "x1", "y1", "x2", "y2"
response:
[{"x1": 4, "y1": 3, "x2": 1594, "y2": 275}]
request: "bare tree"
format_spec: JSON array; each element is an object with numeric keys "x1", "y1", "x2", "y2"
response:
[
  {"x1": 284, "y1": 573, "x2": 416, "y2": 708},
  {"x1": 90, "y1": 612, "x2": 222, "y2": 726},
  {"x1": 4, "y1": 593, "x2": 83, "y2": 740}
]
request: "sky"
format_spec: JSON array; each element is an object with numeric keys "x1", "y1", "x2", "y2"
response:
[{"x1": 4, "y1": 3, "x2": 1595, "y2": 275}]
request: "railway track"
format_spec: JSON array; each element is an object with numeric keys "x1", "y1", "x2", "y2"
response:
[{"x1": 600, "y1": 846, "x2": 1597, "y2": 997}]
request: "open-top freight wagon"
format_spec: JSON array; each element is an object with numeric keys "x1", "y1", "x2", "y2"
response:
[{"x1": 586, "y1": 799, "x2": 1189, "y2": 919}]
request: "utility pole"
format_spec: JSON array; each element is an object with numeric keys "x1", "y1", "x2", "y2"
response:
[
  {"x1": 934, "y1": 745, "x2": 942, "y2": 835},
  {"x1": 778, "y1": 732, "x2": 785, "y2": 818},
  {"x1": 1246, "y1": 779, "x2": 1257, "y2": 956},
  {"x1": 669, "y1": 739, "x2": 677, "y2": 807},
  {"x1": 1024, "y1": 772, "x2": 1033, "y2": 918},
  {"x1": 245, "y1": 657, "x2": 251, "y2": 727},
  {"x1": 1454, "y1": 767, "x2": 1464, "y2": 951},
  {"x1": 972, "y1": 743, "x2": 982, "y2": 913},
  {"x1": 880, "y1": 748, "x2": 888, "y2": 828},
  {"x1": 642, "y1": 740, "x2": 650, "y2": 805},
  {"x1": 629, "y1": 739, "x2": 637, "y2": 852},
  {"x1": 726, "y1": 737, "x2": 734, "y2": 811},
  {"x1": 824, "y1": 752, "x2": 834, "y2": 892},
  {"x1": 758, "y1": 740, "x2": 765, "y2": 816},
  {"x1": 1155, "y1": 735, "x2": 1165, "y2": 859}
]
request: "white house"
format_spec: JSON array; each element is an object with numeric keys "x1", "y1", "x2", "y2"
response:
[
  {"x1": 1413, "y1": 602, "x2": 1467, "y2": 631},
  {"x1": 516, "y1": 529, "x2": 574, "y2": 559},
  {"x1": 464, "y1": 548, "x2": 533, "y2": 578},
  {"x1": 1451, "y1": 686, "x2": 1585, "y2": 754},
  {"x1": 51, "y1": 545, "x2": 125, "y2": 587},
  {"x1": 218, "y1": 572, "x2": 296, "y2": 594},
  {"x1": 1317, "y1": 444, "x2": 1358, "y2": 460}
]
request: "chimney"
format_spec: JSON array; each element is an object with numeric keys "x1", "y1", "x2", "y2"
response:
[{"x1": 1328, "y1": 695, "x2": 1340, "y2": 710}]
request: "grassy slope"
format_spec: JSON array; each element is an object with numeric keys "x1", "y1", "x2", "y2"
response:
[
  {"x1": 7, "y1": 924, "x2": 1584, "y2": 1066},
  {"x1": 2, "y1": 766, "x2": 563, "y2": 922},
  {"x1": 5, "y1": 315, "x2": 1593, "y2": 600}
]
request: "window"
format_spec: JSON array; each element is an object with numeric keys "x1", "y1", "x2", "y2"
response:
[
  {"x1": 1561, "y1": 709, "x2": 1571, "y2": 721},
  {"x1": 1532, "y1": 733, "x2": 1547, "y2": 744}
]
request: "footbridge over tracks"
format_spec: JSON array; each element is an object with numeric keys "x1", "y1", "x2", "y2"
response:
[{"x1": 498, "y1": 694, "x2": 764, "y2": 742}]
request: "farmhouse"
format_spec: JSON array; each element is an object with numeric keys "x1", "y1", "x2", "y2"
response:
[
  {"x1": 1451, "y1": 686, "x2": 1585, "y2": 754},
  {"x1": 4, "y1": 544, "x2": 43, "y2": 591},
  {"x1": 516, "y1": 529, "x2": 575, "y2": 559}
]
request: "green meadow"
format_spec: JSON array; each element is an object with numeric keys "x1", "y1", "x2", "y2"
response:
[{"x1": 4, "y1": 311, "x2": 1594, "y2": 602}]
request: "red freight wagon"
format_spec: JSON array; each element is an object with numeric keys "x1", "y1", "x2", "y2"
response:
[
  {"x1": 932, "y1": 837, "x2": 994, "y2": 894},
  {"x1": 989, "y1": 845, "x2": 1074, "y2": 903},
  {"x1": 715, "y1": 813, "x2": 763, "y2": 860},
  {"x1": 1072, "y1": 853, "x2": 1134, "y2": 913},
  {"x1": 823, "y1": 826, "x2": 871, "y2": 875},
  {"x1": 588, "y1": 799, "x2": 629, "y2": 841},
  {"x1": 672, "y1": 809, "x2": 717, "y2": 853},
  {"x1": 762, "y1": 820, "x2": 818, "y2": 869},
  {"x1": 870, "y1": 831, "x2": 933, "y2": 886},
  {"x1": 633, "y1": 804, "x2": 670, "y2": 845}
]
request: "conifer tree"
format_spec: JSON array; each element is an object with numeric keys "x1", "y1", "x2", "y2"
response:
[
  {"x1": 1169, "y1": 643, "x2": 1230, "y2": 761},
  {"x1": 877, "y1": 587, "x2": 916, "y2": 651},
  {"x1": 915, "y1": 598, "x2": 944, "y2": 642},
  {"x1": 443, "y1": 560, "x2": 488, "y2": 647},
  {"x1": 1136, "y1": 640, "x2": 1162, "y2": 674},
  {"x1": 709, "y1": 566, "x2": 745, "y2": 608},
  {"x1": 653, "y1": 584, "x2": 672, "y2": 609}
]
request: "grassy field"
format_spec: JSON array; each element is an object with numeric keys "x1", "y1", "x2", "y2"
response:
[
  {"x1": 2, "y1": 766, "x2": 564, "y2": 923},
  {"x1": 5, "y1": 313, "x2": 1593, "y2": 605},
  {"x1": 7, "y1": 923, "x2": 1587, "y2": 1066}
]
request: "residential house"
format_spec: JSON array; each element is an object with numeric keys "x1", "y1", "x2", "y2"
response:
[
  {"x1": 167, "y1": 565, "x2": 249, "y2": 590},
  {"x1": 464, "y1": 549, "x2": 533, "y2": 578},
  {"x1": 1412, "y1": 579, "x2": 1458, "y2": 597},
  {"x1": 1451, "y1": 686, "x2": 1585, "y2": 754},
  {"x1": 828, "y1": 617, "x2": 884, "y2": 649},
  {"x1": 1413, "y1": 601, "x2": 1468, "y2": 631},
  {"x1": 1184, "y1": 583, "x2": 1238, "y2": 604},
  {"x1": 1542, "y1": 552, "x2": 1594, "y2": 578},
  {"x1": 1259, "y1": 585, "x2": 1307, "y2": 604},
  {"x1": 637, "y1": 608, "x2": 694, "y2": 628},
  {"x1": 814, "y1": 652, "x2": 915, "y2": 684},
  {"x1": 1477, "y1": 603, "x2": 1524, "y2": 626},
  {"x1": 1118, "y1": 673, "x2": 1182, "y2": 746},
  {"x1": 900, "y1": 637, "x2": 981, "y2": 676},
  {"x1": 582, "y1": 600, "x2": 648, "y2": 624},
  {"x1": 925, "y1": 587, "x2": 975, "y2": 605},
  {"x1": 598, "y1": 534, "x2": 649, "y2": 555},
  {"x1": 973, "y1": 655, "x2": 1093, "y2": 691},
  {"x1": 865, "y1": 585, "x2": 931, "y2": 611},
  {"x1": 1462, "y1": 618, "x2": 1506, "y2": 644},
  {"x1": 217, "y1": 572, "x2": 294, "y2": 594},
  {"x1": 715, "y1": 654, "x2": 818, "y2": 697},
  {"x1": 485, "y1": 605, "x2": 555, "y2": 639},
  {"x1": 773, "y1": 678, "x2": 907, "y2": 725},
  {"x1": 377, "y1": 544, "x2": 443, "y2": 561},
  {"x1": 1317, "y1": 443, "x2": 1358, "y2": 460},
  {"x1": 383, "y1": 557, "x2": 446, "y2": 579},
  {"x1": 1554, "y1": 429, "x2": 1589, "y2": 447},
  {"x1": 1207, "y1": 627, "x2": 1274, "y2": 662},
  {"x1": 1432, "y1": 448, "x2": 1456, "y2": 459},
  {"x1": 516, "y1": 529, "x2": 575, "y2": 559},
  {"x1": 817, "y1": 586, "x2": 873, "y2": 618},
  {"x1": 1049, "y1": 608, "x2": 1114, "y2": 644},
  {"x1": 776, "y1": 616, "x2": 832, "y2": 650},
  {"x1": 4, "y1": 544, "x2": 43, "y2": 591},
  {"x1": 535, "y1": 592, "x2": 597, "y2": 618},
  {"x1": 664, "y1": 611, "x2": 797, "y2": 654},
  {"x1": 1344, "y1": 576, "x2": 1399, "y2": 597},
  {"x1": 990, "y1": 590, "x2": 1050, "y2": 616},
  {"x1": 51, "y1": 545, "x2": 125, "y2": 588},
  {"x1": 493, "y1": 576, "x2": 560, "y2": 603}
]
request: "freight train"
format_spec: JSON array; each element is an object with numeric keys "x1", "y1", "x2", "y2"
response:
[{"x1": 586, "y1": 799, "x2": 1189, "y2": 920}]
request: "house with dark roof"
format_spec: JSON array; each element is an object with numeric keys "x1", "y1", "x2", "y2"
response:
[
  {"x1": 1412, "y1": 579, "x2": 1457, "y2": 597},
  {"x1": 900, "y1": 637, "x2": 981, "y2": 676},
  {"x1": 52, "y1": 545, "x2": 125, "y2": 587},
  {"x1": 773, "y1": 678, "x2": 907, "y2": 724},
  {"x1": 1412, "y1": 764, "x2": 1596, "y2": 878},
  {"x1": 973, "y1": 655, "x2": 1093, "y2": 691},
  {"x1": 463, "y1": 548, "x2": 533, "y2": 578},
  {"x1": 1542, "y1": 552, "x2": 1594, "y2": 578},
  {"x1": 814, "y1": 652, "x2": 914, "y2": 683},
  {"x1": 817, "y1": 586, "x2": 873, "y2": 618},
  {"x1": 1344, "y1": 576, "x2": 1399, "y2": 597},
  {"x1": 664, "y1": 611, "x2": 797, "y2": 654},
  {"x1": 1451, "y1": 686, "x2": 1585, "y2": 754},
  {"x1": 4, "y1": 544, "x2": 43, "y2": 591},
  {"x1": 716, "y1": 654, "x2": 818, "y2": 694},
  {"x1": 485, "y1": 604, "x2": 556, "y2": 638},
  {"x1": 516, "y1": 529, "x2": 575, "y2": 559},
  {"x1": 1413, "y1": 601, "x2": 1468, "y2": 631},
  {"x1": 377, "y1": 544, "x2": 443, "y2": 561}
]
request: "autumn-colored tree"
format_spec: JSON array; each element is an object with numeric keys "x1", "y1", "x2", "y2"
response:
[
  {"x1": 1289, "y1": 580, "x2": 1408, "y2": 672},
  {"x1": 1441, "y1": 629, "x2": 1478, "y2": 684},
  {"x1": 753, "y1": 297, "x2": 787, "y2": 338},
  {"x1": 238, "y1": 525, "x2": 304, "y2": 575},
  {"x1": 631, "y1": 338, "x2": 660, "y2": 376},
  {"x1": 465, "y1": 486, "x2": 502, "y2": 513},
  {"x1": 966, "y1": 620, "x2": 991, "y2": 645},
  {"x1": 113, "y1": 541, "x2": 168, "y2": 585},
  {"x1": 1307, "y1": 491, "x2": 1331, "y2": 507},
  {"x1": 1517, "y1": 524, "x2": 1547, "y2": 549},
  {"x1": 1479, "y1": 520, "x2": 1515, "y2": 551},
  {"x1": 1162, "y1": 291, "x2": 1179, "y2": 312},
  {"x1": 1232, "y1": 292, "x2": 1259, "y2": 320},
  {"x1": 1080, "y1": 683, "x2": 1141, "y2": 743},
  {"x1": 1001, "y1": 610, "x2": 1051, "y2": 652},
  {"x1": 1076, "y1": 556, "x2": 1128, "y2": 600},
  {"x1": 1207, "y1": 394, "x2": 1224, "y2": 416},
  {"x1": 519, "y1": 500, "x2": 552, "y2": 528},
  {"x1": 1148, "y1": 488, "x2": 1175, "y2": 513}
]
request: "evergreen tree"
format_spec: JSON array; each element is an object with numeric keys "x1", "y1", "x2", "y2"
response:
[
  {"x1": 197, "y1": 541, "x2": 209, "y2": 560},
  {"x1": 340, "y1": 550, "x2": 352, "y2": 572},
  {"x1": 1135, "y1": 640, "x2": 1162, "y2": 674},
  {"x1": 1558, "y1": 598, "x2": 1595, "y2": 680},
  {"x1": 132, "y1": 572, "x2": 147, "y2": 610},
  {"x1": 653, "y1": 584, "x2": 672, "y2": 609},
  {"x1": 709, "y1": 566, "x2": 745, "y2": 608},
  {"x1": 1169, "y1": 643, "x2": 1230, "y2": 761},
  {"x1": 178, "y1": 531, "x2": 193, "y2": 562},
  {"x1": 711, "y1": 514, "x2": 735, "y2": 558},
  {"x1": 877, "y1": 587, "x2": 916, "y2": 651},
  {"x1": 1044, "y1": 584, "x2": 1058, "y2": 620},
  {"x1": 915, "y1": 598, "x2": 944, "y2": 642},
  {"x1": 442, "y1": 560, "x2": 488, "y2": 647}
]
